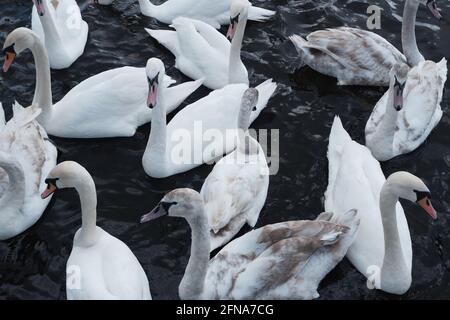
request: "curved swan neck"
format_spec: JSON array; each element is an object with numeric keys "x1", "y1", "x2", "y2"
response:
[
  {"x1": 138, "y1": 0, "x2": 159, "y2": 17},
  {"x1": 76, "y1": 175, "x2": 98, "y2": 246},
  {"x1": 0, "y1": 154, "x2": 25, "y2": 210},
  {"x1": 180, "y1": 209, "x2": 211, "y2": 300},
  {"x1": 379, "y1": 182, "x2": 410, "y2": 290},
  {"x1": 228, "y1": 10, "x2": 248, "y2": 84},
  {"x1": 143, "y1": 82, "x2": 167, "y2": 171},
  {"x1": 28, "y1": 31, "x2": 53, "y2": 125},
  {"x1": 402, "y1": 0, "x2": 425, "y2": 66}
]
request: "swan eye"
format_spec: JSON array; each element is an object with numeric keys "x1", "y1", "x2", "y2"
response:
[
  {"x1": 414, "y1": 189, "x2": 432, "y2": 203},
  {"x1": 45, "y1": 178, "x2": 59, "y2": 188},
  {"x1": 3, "y1": 44, "x2": 15, "y2": 55},
  {"x1": 148, "y1": 72, "x2": 160, "y2": 86},
  {"x1": 230, "y1": 13, "x2": 240, "y2": 25},
  {"x1": 161, "y1": 201, "x2": 177, "y2": 213}
]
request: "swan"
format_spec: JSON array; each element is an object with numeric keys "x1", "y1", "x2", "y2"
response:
[
  {"x1": 140, "y1": 188, "x2": 360, "y2": 299},
  {"x1": 325, "y1": 116, "x2": 437, "y2": 295},
  {"x1": 365, "y1": 60, "x2": 447, "y2": 161},
  {"x1": 142, "y1": 58, "x2": 276, "y2": 178},
  {"x1": 94, "y1": 0, "x2": 274, "y2": 28},
  {"x1": 31, "y1": 0, "x2": 88, "y2": 69},
  {"x1": 41, "y1": 161, "x2": 151, "y2": 300},
  {"x1": 2, "y1": 28, "x2": 203, "y2": 139},
  {"x1": 0, "y1": 102, "x2": 57, "y2": 240},
  {"x1": 200, "y1": 88, "x2": 269, "y2": 251},
  {"x1": 145, "y1": 0, "x2": 252, "y2": 90},
  {"x1": 289, "y1": 0, "x2": 442, "y2": 86}
]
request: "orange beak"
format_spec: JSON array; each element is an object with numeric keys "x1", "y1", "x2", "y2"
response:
[
  {"x1": 417, "y1": 197, "x2": 437, "y2": 220},
  {"x1": 41, "y1": 183, "x2": 57, "y2": 199},
  {"x1": 3, "y1": 52, "x2": 16, "y2": 73}
]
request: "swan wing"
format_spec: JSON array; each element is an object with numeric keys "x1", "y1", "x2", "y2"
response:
[
  {"x1": 393, "y1": 59, "x2": 447, "y2": 153},
  {"x1": 205, "y1": 220, "x2": 348, "y2": 299}
]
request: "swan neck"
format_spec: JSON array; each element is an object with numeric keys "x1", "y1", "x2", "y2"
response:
[
  {"x1": 0, "y1": 154, "x2": 25, "y2": 210},
  {"x1": 379, "y1": 183, "x2": 409, "y2": 284},
  {"x1": 144, "y1": 84, "x2": 167, "y2": 169},
  {"x1": 138, "y1": 0, "x2": 158, "y2": 16},
  {"x1": 76, "y1": 176, "x2": 98, "y2": 246},
  {"x1": 402, "y1": 0, "x2": 424, "y2": 66},
  {"x1": 180, "y1": 209, "x2": 210, "y2": 300},
  {"x1": 228, "y1": 12, "x2": 248, "y2": 84},
  {"x1": 29, "y1": 32, "x2": 53, "y2": 124}
]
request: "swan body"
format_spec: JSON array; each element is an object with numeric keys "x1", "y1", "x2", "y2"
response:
[
  {"x1": 142, "y1": 59, "x2": 276, "y2": 178},
  {"x1": 146, "y1": 6, "x2": 251, "y2": 90},
  {"x1": 31, "y1": 0, "x2": 88, "y2": 69},
  {"x1": 200, "y1": 89, "x2": 269, "y2": 251},
  {"x1": 290, "y1": 28, "x2": 407, "y2": 86},
  {"x1": 366, "y1": 59, "x2": 447, "y2": 161},
  {"x1": 325, "y1": 117, "x2": 436, "y2": 294},
  {"x1": 0, "y1": 103, "x2": 57, "y2": 240},
  {"x1": 42, "y1": 162, "x2": 151, "y2": 300},
  {"x1": 289, "y1": 0, "x2": 442, "y2": 86},
  {"x1": 2, "y1": 28, "x2": 203, "y2": 139},
  {"x1": 98, "y1": 0, "x2": 274, "y2": 28},
  {"x1": 141, "y1": 189, "x2": 360, "y2": 300}
]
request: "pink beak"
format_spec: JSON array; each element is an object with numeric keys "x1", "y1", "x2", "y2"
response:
[
  {"x1": 226, "y1": 23, "x2": 237, "y2": 40},
  {"x1": 41, "y1": 184, "x2": 56, "y2": 199},
  {"x1": 3, "y1": 52, "x2": 15, "y2": 73},
  {"x1": 147, "y1": 85, "x2": 157, "y2": 108},
  {"x1": 418, "y1": 197, "x2": 437, "y2": 220},
  {"x1": 36, "y1": 1, "x2": 45, "y2": 16}
]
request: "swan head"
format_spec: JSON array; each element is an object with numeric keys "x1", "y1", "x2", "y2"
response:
[
  {"x1": 32, "y1": 0, "x2": 45, "y2": 16},
  {"x1": 2, "y1": 28, "x2": 35, "y2": 73},
  {"x1": 385, "y1": 171, "x2": 437, "y2": 220},
  {"x1": 41, "y1": 161, "x2": 94, "y2": 199},
  {"x1": 140, "y1": 188, "x2": 204, "y2": 223},
  {"x1": 227, "y1": 0, "x2": 252, "y2": 40},
  {"x1": 389, "y1": 63, "x2": 409, "y2": 111},
  {"x1": 238, "y1": 88, "x2": 258, "y2": 130},
  {"x1": 145, "y1": 58, "x2": 165, "y2": 109},
  {"x1": 423, "y1": 0, "x2": 442, "y2": 19}
]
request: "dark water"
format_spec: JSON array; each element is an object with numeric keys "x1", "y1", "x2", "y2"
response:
[{"x1": 0, "y1": 0, "x2": 449, "y2": 300}]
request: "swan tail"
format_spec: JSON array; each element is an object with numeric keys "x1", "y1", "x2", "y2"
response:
[
  {"x1": 437, "y1": 57, "x2": 448, "y2": 83},
  {"x1": 248, "y1": 6, "x2": 276, "y2": 22},
  {"x1": 164, "y1": 78, "x2": 204, "y2": 114},
  {"x1": 10, "y1": 101, "x2": 42, "y2": 128},
  {"x1": 331, "y1": 209, "x2": 360, "y2": 231},
  {"x1": 145, "y1": 28, "x2": 180, "y2": 57},
  {"x1": 252, "y1": 79, "x2": 277, "y2": 120}
]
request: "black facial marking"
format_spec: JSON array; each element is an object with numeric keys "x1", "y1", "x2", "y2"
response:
[
  {"x1": 394, "y1": 76, "x2": 405, "y2": 91},
  {"x1": 252, "y1": 106, "x2": 257, "y2": 111},
  {"x1": 45, "y1": 178, "x2": 59, "y2": 188},
  {"x1": 161, "y1": 201, "x2": 177, "y2": 212},
  {"x1": 414, "y1": 189, "x2": 432, "y2": 202},
  {"x1": 148, "y1": 72, "x2": 160, "y2": 86},
  {"x1": 230, "y1": 13, "x2": 240, "y2": 25},
  {"x1": 3, "y1": 44, "x2": 15, "y2": 55}
]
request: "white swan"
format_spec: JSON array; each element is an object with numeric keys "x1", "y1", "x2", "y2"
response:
[
  {"x1": 31, "y1": 0, "x2": 88, "y2": 69},
  {"x1": 0, "y1": 102, "x2": 57, "y2": 240},
  {"x1": 41, "y1": 161, "x2": 151, "y2": 300},
  {"x1": 145, "y1": 0, "x2": 252, "y2": 90},
  {"x1": 2, "y1": 28, "x2": 203, "y2": 139},
  {"x1": 325, "y1": 116, "x2": 437, "y2": 295},
  {"x1": 365, "y1": 60, "x2": 447, "y2": 161},
  {"x1": 200, "y1": 88, "x2": 269, "y2": 251},
  {"x1": 94, "y1": 0, "x2": 274, "y2": 28},
  {"x1": 142, "y1": 58, "x2": 276, "y2": 178},
  {"x1": 289, "y1": 0, "x2": 442, "y2": 86},
  {"x1": 141, "y1": 188, "x2": 360, "y2": 299}
]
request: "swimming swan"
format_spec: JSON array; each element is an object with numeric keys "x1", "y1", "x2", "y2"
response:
[
  {"x1": 41, "y1": 161, "x2": 151, "y2": 300},
  {"x1": 325, "y1": 116, "x2": 437, "y2": 295},
  {"x1": 2, "y1": 28, "x2": 203, "y2": 138},
  {"x1": 141, "y1": 188, "x2": 360, "y2": 299}
]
